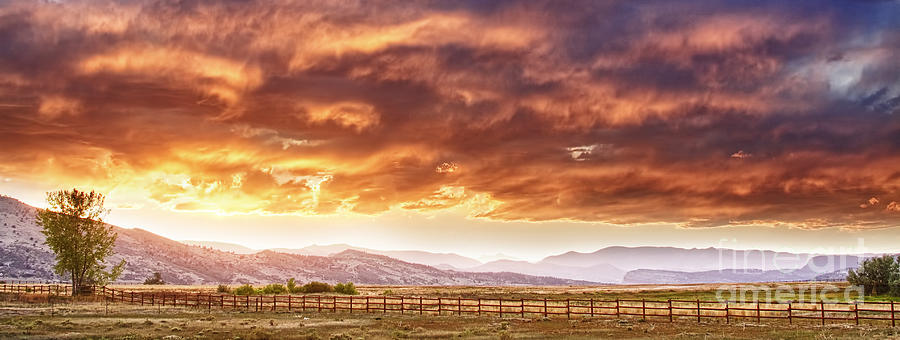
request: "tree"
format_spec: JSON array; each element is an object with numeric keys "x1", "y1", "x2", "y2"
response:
[
  {"x1": 847, "y1": 255, "x2": 900, "y2": 295},
  {"x1": 144, "y1": 272, "x2": 165, "y2": 285},
  {"x1": 37, "y1": 189, "x2": 125, "y2": 294},
  {"x1": 286, "y1": 277, "x2": 298, "y2": 293},
  {"x1": 301, "y1": 281, "x2": 333, "y2": 293},
  {"x1": 334, "y1": 282, "x2": 358, "y2": 295}
]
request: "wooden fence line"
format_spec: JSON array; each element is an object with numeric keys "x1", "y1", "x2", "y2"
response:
[{"x1": 1, "y1": 284, "x2": 896, "y2": 326}]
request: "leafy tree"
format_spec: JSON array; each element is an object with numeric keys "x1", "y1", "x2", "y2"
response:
[
  {"x1": 37, "y1": 189, "x2": 125, "y2": 294},
  {"x1": 334, "y1": 282, "x2": 358, "y2": 295},
  {"x1": 262, "y1": 283, "x2": 287, "y2": 294},
  {"x1": 233, "y1": 284, "x2": 256, "y2": 296},
  {"x1": 301, "y1": 281, "x2": 333, "y2": 293},
  {"x1": 286, "y1": 277, "x2": 299, "y2": 293},
  {"x1": 143, "y1": 272, "x2": 165, "y2": 285},
  {"x1": 847, "y1": 255, "x2": 900, "y2": 295}
]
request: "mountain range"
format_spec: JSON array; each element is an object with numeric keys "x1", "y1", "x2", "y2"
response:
[
  {"x1": 1, "y1": 194, "x2": 869, "y2": 285},
  {"x1": 0, "y1": 196, "x2": 588, "y2": 285}
]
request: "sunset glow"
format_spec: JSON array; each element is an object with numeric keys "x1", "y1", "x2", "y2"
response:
[{"x1": 1, "y1": 0, "x2": 899, "y2": 258}]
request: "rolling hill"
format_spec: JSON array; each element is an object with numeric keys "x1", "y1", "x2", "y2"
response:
[{"x1": 0, "y1": 195, "x2": 590, "y2": 286}]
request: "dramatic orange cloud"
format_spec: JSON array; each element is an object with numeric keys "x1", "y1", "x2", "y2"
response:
[{"x1": 0, "y1": 0, "x2": 899, "y2": 231}]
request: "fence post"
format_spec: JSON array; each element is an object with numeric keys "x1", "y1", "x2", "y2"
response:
[
  {"x1": 438, "y1": 297, "x2": 443, "y2": 315},
  {"x1": 725, "y1": 302, "x2": 729, "y2": 324},
  {"x1": 383, "y1": 297, "x2": 387, "y2": 314},
  {"x1": 543, "y1": 298, "x2": 548, "y2": 318},
  {"x1": 567, "y1": 298, "x2": 571, "y2": 320},
  {"x1": 696, "y1": 299, "x2": 701, "y2": 323},
  {"x1": 520, "y1": 298, "x2": 524, "y2": 318},
  {"x1": 854, "y1": 302, "x2": 859, "y2": 325},
  {"x1": 499, "y1": 298, "x2": 503, "y2": 318},
  {"x1": 616, "y1": 299, "x2": 620, "y2": 318},
  {"x1": 420, "y1": 297, "x2": 423, "y2": 315},
  {"x1": 478, "y1": 298, "x2": 482, "y2": 316},
  {"x1": 788, "y1": 302, "x2": 792, "y2": 324},
  {"x1": 273, "y1": 295, "x2": 277, "y2": 312},
  {"x1": 819, "y1": 300, "x2": 824, "y2": 326},
  {"x1": 317, "y1": 296, "x2": 321, "y2": 312},
  {"x1": 668, "y1": 299, "x2": 673, "y2": 322},
  {"x1": 757, "y1": 302, "x2": 761, "y2": 324},
  {"x1": 460, "y1": 298, "x2": 464, "y2": 316},
  {"x1": 590, "y1": 298, "x2": 594, "y2": 318},
  {"x1": 366, "y1": 296, "x2": 370, "y2": 313},
  {"x1": 642, "y1": 299, "x2": 646, "y2": 321},
  {"x1": 400, "y1": 296, "x2": 404, "y2": 314}
]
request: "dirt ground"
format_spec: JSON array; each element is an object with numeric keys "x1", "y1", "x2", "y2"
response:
[
  {"x1": 1, "y1": 283, "x2": 898, "y2": 339},
  {"x1": 2, "y1": 301, "x2": 900, "y2": 339}
]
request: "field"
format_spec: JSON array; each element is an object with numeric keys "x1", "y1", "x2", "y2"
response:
[{"x1": 2, "y1": 283, "x2": 899, "y2": 339}]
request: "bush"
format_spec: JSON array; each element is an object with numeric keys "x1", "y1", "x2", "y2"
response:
[
  {"x1": 301, "y1": 281, "x2": 333, "y2": 293},
  {"x1": 217, "y1": 285, "x2": 231, "y2": 293},
  {"x1": 333, "y1": 282, "x2": 358, "y2": 295},
  {"x1": 848, "y1": 255, "x2": 900, "y2": 295},
  {"x1": 262, "y1": 283, "x2": 287, "y2": 294},
  {"x1": 233, "y1": 284, "x2": 256, "y2": 296},
  {"x1": 287, "y1": 277, "x2": 303, "y2": 294},
  {"x1": 143, "y1": 272, "x2": 165, "y2": 285}
]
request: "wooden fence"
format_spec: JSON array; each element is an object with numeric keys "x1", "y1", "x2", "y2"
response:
[
  {"x1": 1, "y1": 284, "x2": 897, "y2": 326},
  {"x1": 0, "y1": 283, "x2": 74, "y2": 296}
]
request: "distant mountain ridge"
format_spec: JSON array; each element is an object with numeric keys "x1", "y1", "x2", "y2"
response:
[
  {"x1": 623, "y1": 255, "x2": 864, "y2": 284},
  {"x1": 0, "y1": 195, "x2": 590, "y2": 286},
  {"x1": 541, "y1": 246, "x2": 818, "y2": 272},
  {"x1": 1, "y1": 194, "x2": 869, "y2": 285},
  {"x1": 180, "y1": 241, "x2": 484, "y2": 269}
]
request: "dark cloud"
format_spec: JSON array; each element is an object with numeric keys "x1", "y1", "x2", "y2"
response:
[{"x1": 0, "y1": 0, "x2": 899, "y2": 228}]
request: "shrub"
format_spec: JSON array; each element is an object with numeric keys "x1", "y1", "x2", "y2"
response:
[
  {"x1": 333, "y1": 282, "x2": 358, "y2": 295},
  {"x1": 301, "y1": 281, "x2": 333, "y2": 293},
  {"x1": 143, "y1": 272, "x2": 165, "y2": 285},
  {"x1": 262, "y1": 283, "x2": 287, "y2": 294},
  {"x1": 286, "y1": 278, "x2": 299, "y2": 293},
  {"x1": 848, "y1": 255, "x2": 900, "y2": 295},
  {"x1": 217, "y1": 285, "x2": 231, "y2": 293},
  {"x1": 233, "y1": 284, "x2": 256, "y2": 296}
]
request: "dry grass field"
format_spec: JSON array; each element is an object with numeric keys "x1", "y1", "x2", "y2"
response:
[
  {"x1": 107, "y1": 281, "x2": 878, "y2": 302},
  {"x1": 2, "y1": 283, "x2": 898, "y2": 339}
]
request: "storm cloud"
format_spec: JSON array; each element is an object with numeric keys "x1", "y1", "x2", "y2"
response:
[{"x1": 1, "y1": 0, "x2": 899, "y2": 229}]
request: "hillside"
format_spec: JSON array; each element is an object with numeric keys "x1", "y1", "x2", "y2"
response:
[
  {"x1": 270, "y1": 244, "x2": 483, "y2": 269},
  {"x1": 622, "y1": 255, "x2": 863, "y2": 284},
  {"x1": 0, "y1": 195, "x2": 590, "y2": 286},
  {"x1": 542, "y1": 246, "x2": 816, "y2": 272},
  {"x1": 466, "y1": 260, "x2": 625, "y2": 283}
]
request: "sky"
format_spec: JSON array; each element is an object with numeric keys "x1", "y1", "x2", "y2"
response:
[{"x1": 1, "y1": 0, "x2": 899, "y2": 261}]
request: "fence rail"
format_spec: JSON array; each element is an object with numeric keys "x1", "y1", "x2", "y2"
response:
[{"x1": 0, "y1": 284, "x2": 895, "y2": 326}]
